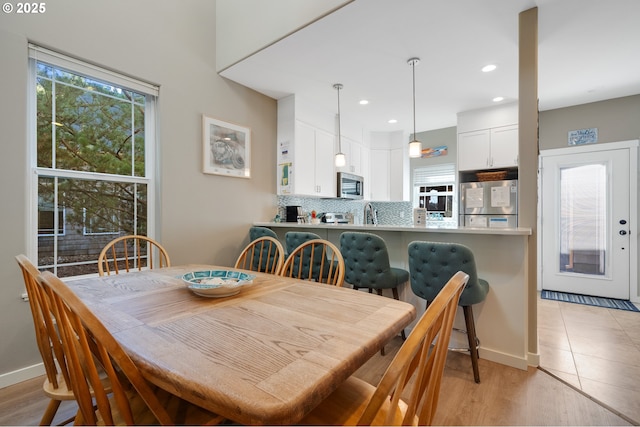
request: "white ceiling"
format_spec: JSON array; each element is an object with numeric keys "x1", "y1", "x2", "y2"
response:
[{"x1": 220, "y1": 0, "x2": 640, "y2": 133}]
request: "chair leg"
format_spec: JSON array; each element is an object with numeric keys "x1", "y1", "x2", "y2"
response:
[
  {"x1": 391, "y1": 287, "x2": 407, "y2": 340},
  {"x1": 463, "y1": 305, "x2": 481, "y2": 383},
  {"x1": 40, "y1": 398, "x2": 61, "y2": 425}
]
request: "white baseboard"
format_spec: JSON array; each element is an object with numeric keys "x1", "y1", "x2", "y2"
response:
[
  {"x1": 528, "y1": 351, "x2": 540, "y2": 367},
  {"x1": 479, "y1": 347, "x2": 529, "y2": 371},
  {"x1": 0, "y1": 362, "x2": 45, "y2": 389}
]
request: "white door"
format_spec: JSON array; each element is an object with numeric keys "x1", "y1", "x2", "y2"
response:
[{"x1": 541, "y1": 145, "x2": 634, "y2": 299}]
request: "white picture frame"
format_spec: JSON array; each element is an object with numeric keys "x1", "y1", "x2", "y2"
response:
[{"x1": 202, "y1": 115, "x2": 251, "y2": 178}]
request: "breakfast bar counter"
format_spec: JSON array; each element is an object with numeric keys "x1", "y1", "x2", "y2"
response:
[
  {"x1": 254, "y1": 221, "x2": 532, "y2": 235},
  {"x1": 254, "y1": 221, "x2": 535, "y2": 370}
]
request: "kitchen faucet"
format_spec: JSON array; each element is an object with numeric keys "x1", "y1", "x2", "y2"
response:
[{"x1": 363, "y1": 202, "x2": 377, "y2": 225}]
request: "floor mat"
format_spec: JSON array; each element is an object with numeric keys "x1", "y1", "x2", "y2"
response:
[{"x1": 541, "y1": 290, "x2": 639, "y2": 312}]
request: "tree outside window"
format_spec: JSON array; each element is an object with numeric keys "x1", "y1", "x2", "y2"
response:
[{"x1": 32, "y1": 54, "x2": 155, "y2": 277}]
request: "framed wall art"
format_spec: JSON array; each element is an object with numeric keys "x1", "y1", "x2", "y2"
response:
[{"x1": 202, "y1": 115, "x2": 251, "y2": 178}]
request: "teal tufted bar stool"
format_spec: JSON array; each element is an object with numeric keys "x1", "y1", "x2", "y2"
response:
[
  {"x1": 340, "y1": 232, "x2": 409, "y2": 351},
  {"x1": 246, "y1": 227, "x2": 280, "y2": 272},
  {"x1": 407, "y1": 240, "x2": 489, "y2": 383},
  {"x1": 285, "y1": 231, "x2": 321, "y2": 257},
  {"x1": 249, "y1": 226, "x2": 277, "y2": 241},
  {"x1": 285, "y1": 231, "x2": 326, "y2": 278}
]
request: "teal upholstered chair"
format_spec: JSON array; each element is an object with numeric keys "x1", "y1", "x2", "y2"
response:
[
  {"x1": 249, "y1": 226, "x2": 278, "y2": 241},
  {"x1": 244, "y1": 227, "x2": 281, "y2": 273},
  {"x1": 284, "y1": 231, "x2": 325, "y2": 278},
  {"x1": 340, "y1": 232, "x2": 409, "y2": 350},
  {"x1": 285, "y1": 231, "x2": 321, "y2": 256},
  {"x1": 407, "y1": 241, "x2": 489, "y2": 383}
]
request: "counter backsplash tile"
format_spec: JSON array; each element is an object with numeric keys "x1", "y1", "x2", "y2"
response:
[{"x1": 276, "y1": 196, "x2": 413, "y2": 226}]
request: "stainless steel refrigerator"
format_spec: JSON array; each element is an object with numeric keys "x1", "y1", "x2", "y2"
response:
[{"x1": 459, "y1": 179, "x2": 518, "y2": 228}]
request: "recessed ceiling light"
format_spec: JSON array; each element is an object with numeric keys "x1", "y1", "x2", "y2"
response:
[
  {"x1": 388, "y1": 119, "x2": 398, "y2": 124},
  {"x1": 359, "y1": 99, "x2": 369, "y2": 105},
  {"x1": 493, "y1": 96, "x2": 504, "y2": 102},
  {"x1": 482, "y1": 64, "x2": 497, "y2": 72}
]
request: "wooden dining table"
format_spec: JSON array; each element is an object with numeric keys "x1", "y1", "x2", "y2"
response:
[{"x1": 64, "y1": 264, "x2": 416, "y2": 425}]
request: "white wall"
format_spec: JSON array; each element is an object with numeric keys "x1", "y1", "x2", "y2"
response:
[
  {"x1": 215, "y1": 0, "x2": 349, "y2": 71},
  {"x1": 0, "y1": 0, "x2": 277, "y2": 386}
]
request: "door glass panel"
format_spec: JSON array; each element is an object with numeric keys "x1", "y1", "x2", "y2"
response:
[{"x1": 559, "y1": 163, "x2": 607, "y2": 276}]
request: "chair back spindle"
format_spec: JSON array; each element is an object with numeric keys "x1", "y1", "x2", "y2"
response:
[
  {"x1": 280, "y1": 239, "x2": 345, "y2": 286},
  {"x1": 98, "y1": 235, "x2": 170, "y2": 276},
  {"x1": 235, "y1": 236, "x2": 285, "y2": 275}
]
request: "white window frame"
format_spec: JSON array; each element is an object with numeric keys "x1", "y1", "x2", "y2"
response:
[
  {"x1": 27, "y1": 44, "x2": 158, "y2": 276},
  {"x1": 413, "y1": 163, "x2": 458, "y2": 223}
]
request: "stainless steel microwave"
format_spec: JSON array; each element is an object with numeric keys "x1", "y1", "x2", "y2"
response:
[{"x1": 337, "y1": 172, "x2": 364, "y2": 199}]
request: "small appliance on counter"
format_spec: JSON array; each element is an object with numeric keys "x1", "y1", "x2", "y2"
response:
[
  {"x1": 459, "y1": 179, "x2": 518, "y2": 228},
  {"x1": 285, "y1": 205, "x2": 303, "y2": 223},
  {"x1": 321, "y1": 212, "x2": 353, "y2": 224}
]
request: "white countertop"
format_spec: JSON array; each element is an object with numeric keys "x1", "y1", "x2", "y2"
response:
[{"x1": 254, "y1": 221, "x2": 532, "y2": 236}]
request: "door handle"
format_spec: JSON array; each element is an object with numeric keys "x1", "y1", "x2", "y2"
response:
[{"x1": 619, "y1": 230, "x2": 628, "y2": 235}]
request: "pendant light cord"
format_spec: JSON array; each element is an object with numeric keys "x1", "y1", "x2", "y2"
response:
[
  {"x1": 334, "y1": 83, "x2": 343, "y2": 153},
  {"x1": 412, "y1": 60, "x2": 416, "y2": 139},
  {"x1": 408, "y1": 58, "x2": 420, "y2": 140}
]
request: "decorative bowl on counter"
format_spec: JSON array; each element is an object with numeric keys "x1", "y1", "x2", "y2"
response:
[{"x1": 182, "y1": 270, "x2": 255, "y2": 298}]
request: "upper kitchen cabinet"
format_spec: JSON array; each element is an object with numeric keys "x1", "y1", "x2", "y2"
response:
[
  {"x1": 458, "y1": 125, "x2": 518, "y2": 171},
  {"x1": 277, "y1": 94, "x2": 370, "y2": 198},
  {"x1": 277, "y1": 95, "x2": 337, "y2": 198},
  {"x1": 457, "y1": 103, "x2": 518, "y2": 172},
  {"x1": 336, "y1": 136, "x2": 364, "y2": 176},
  {"x1": 369, "y1": 131, "x2": 408, "y2": 201},
  {"x1": 278, "y1": 119, "x2": 335, "y2": 197}
]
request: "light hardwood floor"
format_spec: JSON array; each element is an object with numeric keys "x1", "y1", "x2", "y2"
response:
[{"x1": 1, "y1": 297, "x2": 637, "y2": 426}]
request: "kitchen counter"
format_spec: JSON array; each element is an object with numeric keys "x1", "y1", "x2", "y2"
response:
[
  {"x1": 254, "y1": 221, "x2": 532, "y2": 236},
  {"x1": 254, "y1": 221, "x2": 536, "y2": 370}
]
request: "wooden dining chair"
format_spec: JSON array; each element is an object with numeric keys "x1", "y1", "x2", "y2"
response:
[
  {"x1": 37, "y1": 271, "x2": 225, "y2": 426},
  {"x1": 98, "y1": 235, "x2": 170, "y2": 276},
  {"x1": 280, "y1": 239, "x2": 345, "y2": 286},
  {"x1": 300, "y1": 271, "x2": 469, "y2": 426},
  {"x1": 235, "y1": 235, "x2": 285, "y2": 275},
  {"x1": 15, "y1": 254, "x2": 78, "y2": 425}
]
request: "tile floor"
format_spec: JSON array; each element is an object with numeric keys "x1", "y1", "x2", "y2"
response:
[{"x1": 537, "y1": 293, "x2": 640, "y2": 424}]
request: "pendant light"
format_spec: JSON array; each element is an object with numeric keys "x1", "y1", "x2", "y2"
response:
[
  {"x1": 408, "y1": 57, "x2": 422, "y2": 158},
  {"x1": 333, "y1": 83, "x2": 346, "y2": 167}
]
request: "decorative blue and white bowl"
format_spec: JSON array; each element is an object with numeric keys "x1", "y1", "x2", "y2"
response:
[{"x1": 182, "y1": 270, "x2": 255, "y2": 298}]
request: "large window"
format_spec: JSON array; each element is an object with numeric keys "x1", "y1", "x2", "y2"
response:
[
  {"x1": 413, "y1": 164, "x2": 457, "y2": 222},
  {"x1": 29, "y1": 45, "x2": 158, "y2": 277}
]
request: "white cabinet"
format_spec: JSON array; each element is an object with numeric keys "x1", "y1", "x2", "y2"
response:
[
  {"x1": 312, "y1": 128, "x2": 336, "y2": 197},
  {"x1": 337, "y1": 137, "x2": 363, "y2": 176},
  {"x1": 367, "y1": 131, "x2": 408, "y2": 201},
  {"x1": 369, "y1": 149, "x2": 390, "y2": 201},
  {"x1": 389, "y1": 147, "x2": 405, "y2": 200},
  {"x1": 489, "y1": 125, "x2": 519, "y2": 168},
  {"x1": 283, "y1": 122, "x2": 335, "y2": 197},
  {"x1": 458, "y1": 124, "x2": 518, "y2": 171},
  {"x1": 368, "y1": 146, "x2": 406, "y2": 201}
]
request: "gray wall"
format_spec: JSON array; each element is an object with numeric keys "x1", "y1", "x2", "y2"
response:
[
  {"x1": 409, "y1": 126, "x2": 458, "y2": 169},
  {"x1": 540, "y1": 94, "x2": 640, "y2": 149},
  {"x1": 0, "y1": 0, "x2": 277, "y2": 385}
]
